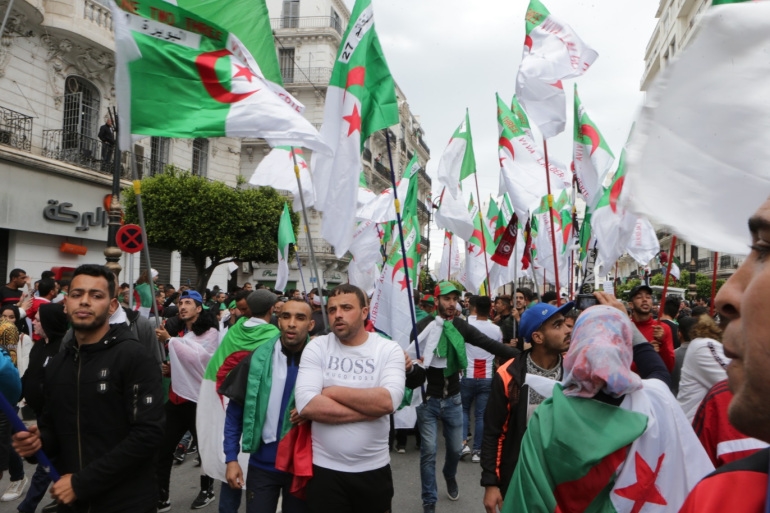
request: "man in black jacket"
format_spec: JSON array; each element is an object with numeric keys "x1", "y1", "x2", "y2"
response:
[
  {"x1": 13, "y1": 264, "x2": 165, "y2": 513},
  {"x1": 406, "y1": 282, "x2": 518, "y2": 513}
]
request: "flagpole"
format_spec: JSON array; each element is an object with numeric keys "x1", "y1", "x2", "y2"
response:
[
  {"x1": 384, "y1": 130, "x2": 421, "y2": 360},
  {"x1": 512, "y1": 237, "x2": 518, "y2": 341},
  {"x1": 710, "y1": 252, "x2": 719, "y2": 317},
  {"x1": 294, "y1": 245, "x2": 309, "y2": 302},
  {"x1": 446, "y1": 231, "x2": 452, "y2": 281},
  {"x1": 290, "y1": 147, "x2": 329, "y2": 332},
  {"x1": 471, "y1": 173, "x2": 492, "y2": 295},
  {"x1": 658, "y1": 236, "x2": 678, "y2": 319},
  {"x1": 530, "y1": 248, "x2": 541, "y2": 300},
  {"x1": 542, "y1": 138, "x2": 562, "y2": 306}
]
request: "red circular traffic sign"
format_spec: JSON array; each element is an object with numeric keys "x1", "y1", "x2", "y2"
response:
[{"x1": 116, "y1": 224, "x2": 144, "y2": 254}]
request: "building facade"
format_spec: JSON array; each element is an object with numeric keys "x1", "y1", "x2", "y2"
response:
[{"x1": 239, "y1": 0, "x2": 433, "y2": 292}]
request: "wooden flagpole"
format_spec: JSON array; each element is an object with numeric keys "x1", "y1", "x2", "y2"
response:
[
  {"x1": 658, "y1": 236, "x2": 678, "y2": 319},
  {"x1": 542, "y1": 138, "x2": 562, "y2": 306}
]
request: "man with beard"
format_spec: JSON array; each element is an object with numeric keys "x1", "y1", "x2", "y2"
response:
[
  {"x1": 480, "y1": 301, "x2": 573, "y2": 513},
  {"x1": 407, "y1": 282, "x2": 518, "y2": 513},
  {"x1": 294, "y1": 284, "x2": 405, "y2": 513},
  {"x1": 12, "y1": 264, "x2": 164, "y2": 513},
  {"x1": 218, "y1": 299, "x2": 315, "y2": 513},
  {"x1": 629, "y1": 285, "x2": 675, "y2": 371}
]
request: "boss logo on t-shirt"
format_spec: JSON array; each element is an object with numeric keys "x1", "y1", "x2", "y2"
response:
[{"x1": 325, "y1": 356, "x2": 375, "y2": 381}]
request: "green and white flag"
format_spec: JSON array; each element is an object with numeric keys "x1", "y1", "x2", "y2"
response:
[
  {"x1": 311, "y1": 0, "x2": 399, "y2": 258},
  {"x1": 573, "y1": 84, "x2": 614, "y2": 211},
  {"x1": 276, "y1": 203, "x2": 295, "y2": 292},
  {"x1": 112, "y1": 0, "x2": 329, "y2": 154},
  {"x1": 437, "y1": 109, "x2": 476, "y2": 198},
  {"x1": 249, "y1": 147, "x2": 314, "y2": 212}
]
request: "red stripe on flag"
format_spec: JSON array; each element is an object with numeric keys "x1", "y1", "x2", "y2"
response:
[
  {"x1": 346, "y1": 66, "x2": 366, "y2": 89},
  {"x1": 473, "y1": 359, "x2": 486, "y2": 379},
  {"x1": 553, "y1": 445, "x2": 629, "y2": 513}
]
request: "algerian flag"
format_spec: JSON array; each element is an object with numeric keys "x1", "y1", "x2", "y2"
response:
[
  {"x1": 311, "y1": 0, "x2": 399, "y2": 258},
  {"x1": 407, "y1": 317, "x2": 467, "y2": 377},
  {"x1": 626, "y1": 217, "x2": 661, "y2": 267},
  {"x1": 370, "y1": 158, "x2": 421, "y2": 348},
  {"x1": 112, "y1": 0, "x2": 329, "y2": 154},
  {"x1": 498, "y1": 94, "x2": 570, "y2": 221},
  {"x1": 458, "y1": 197, "x2": 493, "y2": 294},
  {"x1": 515, "y1": 0, "x2": 598, "y2": 139},
  {"x1": 624, "y1": 0, "x2": 769, "y2": 256},
  {"x1": 437, "y1": 110, "x2": 476, "y2": 198},
  {"x1": 439, "y1": 231, "x2": 462, "y2": 281},
  {"x1": 504, "y1": 380, "x2": 714, "y2": 513},
  {"x1": 490, "y1": 194, "x2": 528, "y2": 291},
  {"x1": 531, "y1": 193, "x2": 570, "y2": 287},
  {"x1": 276, "y1": 204, "x2": 295, "y2": 292},
  {"x1": 357, "y1": 155, "x2": 420, "y2": 223},
  {"x1": 348, "y1": 219, "x2": 384, "y2": 295},
  {"x1": 573, "y1": 84, "x2": 614, "y2": 211},
  {"x1": 197, "y1": 320, "x2": 280, "y2": 483},
  {"x1": 433, "y1": 183, "x2": 475, "y2": 241},
  {"x1": 249, "y1": 147, "x2": 314, "y2": 212}
]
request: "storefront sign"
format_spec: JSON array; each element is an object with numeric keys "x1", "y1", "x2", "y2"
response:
[{"x1": 43, "y1": 200, "x2": 108, "y2": 232}]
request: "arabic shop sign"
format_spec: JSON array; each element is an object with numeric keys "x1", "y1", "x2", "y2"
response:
[{"x1": 43, "y1": 200, "x2": 108, "y2": 232}]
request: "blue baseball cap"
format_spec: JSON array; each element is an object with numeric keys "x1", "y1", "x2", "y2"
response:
[
  {"x1": 179, "y1": 290, "x2": 203, "y2": 305},
  {"x1": 519, "y1": 301, "x2": 575, "y2": 342}
]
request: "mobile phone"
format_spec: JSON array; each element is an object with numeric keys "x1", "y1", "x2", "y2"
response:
[{"x1": 575, "y1": 294, "x2": 598, "y2": 311}]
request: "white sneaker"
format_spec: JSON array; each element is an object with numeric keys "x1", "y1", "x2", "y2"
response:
[
  {"x1": 1, "y1": 476, "x2": 28, "y2": 501},
  {"x1": 461, "y1": 444, "x2": 471, "y2": 458},
  {"x1": 471, "y1": 451, "x2": 481, "y2": 463}
]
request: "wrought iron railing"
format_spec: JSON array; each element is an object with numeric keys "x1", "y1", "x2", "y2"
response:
[
  {"x1": 419, "y1": 167, "x2": 432, "y2": 185},
  {"x1": 374, "y1": 160, "x2": 391, "y2": 180},
  {"x1": 281, "y1": 67, "x2": 333, "y2": 85},
  {"x1": 417, "y1": 200, "x2": 430, "y2": 219},
  {"x1": 42, "y1": 129, "x2": 132, "y2": 178},
  {"x1": 362, "y1": 147, "x2": 372, "y2": 163},
  {"x1": 0, "y1": 106, "x2": 33, "y2": 152},
  {"x1": 697, "y1": 257, "x2": 712, "y2": 272},
  {"x1": 296, "y1": 242, "x2": 335, "y2": 256},
  {"x1": 271, "y1": 16, "x2": 343, "y2": 34}
]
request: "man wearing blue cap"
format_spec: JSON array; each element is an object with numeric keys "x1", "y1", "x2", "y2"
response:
[
  {"x1": 480, "y1": 300, "x2": 574, "y2": 513},
  {"x1": 406, "y1": 281, "x2": 518, "y2": 513}
]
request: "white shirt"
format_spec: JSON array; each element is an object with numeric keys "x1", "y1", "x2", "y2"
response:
[
  {"x1": 678, "y1": 338, "x2": 730, "y2": 422},
  {"x1": 465, "y1": 316, "x2": 501, "y2": 379},
  {"x1": 295, "y1": 331, "x2": 405, "y2": 472}
]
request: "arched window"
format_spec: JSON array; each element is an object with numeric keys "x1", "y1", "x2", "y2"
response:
[{"x1": 62, "y1": 76, "x2": 100, "y2": 140}]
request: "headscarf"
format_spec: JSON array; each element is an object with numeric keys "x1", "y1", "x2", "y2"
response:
[
  {"x1": 0, "y1": 318, "x2": 19, "y2": 352},
  {"x1": 561, "y1": 306, "x2": 642, "y2": 399},
  {"x1": 0, "y1": 304, "x2": 26, "y2": 334}
]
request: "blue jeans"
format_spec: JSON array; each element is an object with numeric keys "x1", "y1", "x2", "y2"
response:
[
  {"x1": 17, "y1": 464, "x2": 51, "y2": 513},
  {"x1": 219, "y1": 480, "x2": 242, "y2": 513},
  {"x1": 460, "y1": 377, "x2": 492, "y2": 452},
  {"x1": 416, "y1": 394, "x2": 463, "y2": 506}
]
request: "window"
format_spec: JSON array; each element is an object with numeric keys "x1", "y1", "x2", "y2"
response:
[
  {"x1": 192, "y1": 138, "x2": 208, "y2": 177},
  {"x1": 279, "y1": 48, "x2": 295, "y2": 84},
  {"x1": 282, "y1": 0, "x2": 299, "y2": 28},
  {"x1": 150, "y1": 136, "x2": 170, "y2": 175},
  {"x1": 62, "y1": 76, "x2": 100, "y2": 154},
  {"x1": 330, "y1": 8, "x2": 341, "y2": 34}
]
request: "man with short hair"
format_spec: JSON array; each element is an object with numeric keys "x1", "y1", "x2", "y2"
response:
[
  {"x1": 513, "y1": 288, "x2": 530, "y2": 323},
  {"x1": 540, "y1": 291, "x2": 558, "y2": 305},
  {"x1": 480, "y1": 301, "x2": 574, "y2": 513},
  {"x1": 461, "y1": 296, "x2": 500, "y2": 463},
  {"x1": 219, "y1": 299, "x2": 316, "y2": 513},
  {"x1": 408, "y1": 282, "x2": 518, "y2": 513},
  {"x1": 629, "y1": 284, "x2": 675, "y2": 371},
  {"x1": 242, "y1": 283, "x2": 253, "y2": 292},
  {"x1": 295, "y1": 284, "x2": 405, "y2": 513},
  {"x1": 27, "y1": 278, "x2": 57, "y2": 342},
  {"x1": 233, "y1": 289, "x2": 253, "y2": 321},
  {"x1": 0, "y1": 269, "x2": 27, "y2": 308},
  {"x1": 12, "y1": 264, "x2": 164, "y2": 513},
  {"x1": 492, "y1": 295, "x2": 515, "y2": 346},
  {"x1": 661, "y1": 295, "x2": 682, "y2": 349}
]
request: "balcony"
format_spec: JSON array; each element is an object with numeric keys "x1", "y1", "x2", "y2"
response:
[
  {"x1": 719, "y1": 255, "x2": 741, "y2": 269},
  {"x1": 0, "y1": 106, "x2": 33, "y2": 152},
  {"x1": 418, "y1": 167, "x2": 432, "y2": 186},
  {"x1": 417, "y1": 200, "x2": 430, "y2": 220},
  {"x1": 374, "y1": 160, "x2": 391, "y2": 181},
  {"x1": 697, "y1": 257, "x2": 712, "y2": 272},
  {"x1": 42, "y1": 128, "x2": 132, "y2": 179},
  {"x1": 271, "y1": 16, "x2": 343, "y2": 35},
  {"x1": 362, "y1": 147, "x2": 372, "y2": 163},
  {"x1": 418, "y1": 136, "x2": 430, "y2": 155},
  {"x1": 84, "y1": 0, "x2": 112, "y2": 31},
  {"x1": 281, "y1": 67, "x2": 333, "y2": 86}
]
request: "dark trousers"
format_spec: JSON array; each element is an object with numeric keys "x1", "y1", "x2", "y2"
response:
[
  {"x1": 157, "y1": 401, "x2": 212, "y2": 499},
  {"x1": 245, "y1": 465, "x2": 307, "y2": 513},
  {"x1": 306, "y1": 464, "x2": 393, "y2": 513},
  {"x1": 17, "y1": 463, "x2": 52, "y2": 513}
]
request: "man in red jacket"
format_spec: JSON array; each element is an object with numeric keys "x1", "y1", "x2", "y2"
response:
[{"x1": 629, "y1": 285, "x2": 675, "y2": 372}]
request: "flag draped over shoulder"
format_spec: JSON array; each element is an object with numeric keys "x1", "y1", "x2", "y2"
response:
[
  {"x1": 276, "y1": 204, "x2": 295, "y2": 292},
  {"x1": 311, "y1": 0, "x2": 399, "y2": 258},
  {"x1": 249, "y1": 147, "x2": 314, "y2": 212},
  {"x1": 407, "y1": 317, "x2": 467, "y2": 377},
  {"x1": 112, "y1": 0, "x2": 329, "y2": 154},
  {"x1": 505, "y1": 380, "x2": 714, "y2": 513},
  {"x1": 198, "y1": 321, "x2": 280, "y2": 483},
  {"x1": 437, "y1": 110, "x2": 476, "y2": 197},
  {"x1": 624, "y1": 0, "x2": 770, "y2": 256},
  {"x1": 515, "y1": 0, "x2": 598, "y2": 139},
  {"x1": 370, "y1": 156, "x2": 421, "y2": 348}
]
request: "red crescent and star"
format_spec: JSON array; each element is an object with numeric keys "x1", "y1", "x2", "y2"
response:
[{"x1": 195, "y1": 49, "x2": 259, "y2": 104}]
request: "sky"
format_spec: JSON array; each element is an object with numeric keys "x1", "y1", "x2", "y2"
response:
[{"x1": 344, "y1": 0, "x2": 661, "y2": 269}]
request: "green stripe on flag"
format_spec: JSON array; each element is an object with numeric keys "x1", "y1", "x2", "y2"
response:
[{"x1": 525, "y1": 0, "x2": 551, "y2": 34}]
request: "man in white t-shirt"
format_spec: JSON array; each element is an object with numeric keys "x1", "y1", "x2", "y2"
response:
[
  {"x1": 461, "y1": 295, "x2": 501, "y2": 463},
  {"x1": 294, "y1": 284, "x2": 405, "y2": 513}
]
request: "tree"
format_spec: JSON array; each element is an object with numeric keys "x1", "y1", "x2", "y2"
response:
[
  {"x1": 649, "y1": 270, "x2": 725, "y2": 300},
  {"x1": 123, "y1": 168, "x2": 298, "y2": 292},
  {"x1": 418, "y1": 267, "x2": 436, "y2": 293}
]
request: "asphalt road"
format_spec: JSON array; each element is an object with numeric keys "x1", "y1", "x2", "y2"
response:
[{"x1": 14, "y1": 431, "x2": 487, "y2": 513}]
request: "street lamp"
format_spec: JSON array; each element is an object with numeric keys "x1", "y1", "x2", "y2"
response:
[{"x1": 103, "y1": 108, "x2": 123, "y2": 275}]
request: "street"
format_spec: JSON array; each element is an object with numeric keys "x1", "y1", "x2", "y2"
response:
[{"x1": 16, "y1": 432, "x2": 487, "y2": 512}]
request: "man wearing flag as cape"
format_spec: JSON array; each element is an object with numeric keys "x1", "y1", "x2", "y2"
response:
[
  {"x1": 406, "y1": 282, "x2": 518, "y2": 513},
  {"x1": 218, "y1": 299, "x2": 315, "y2": 513}
]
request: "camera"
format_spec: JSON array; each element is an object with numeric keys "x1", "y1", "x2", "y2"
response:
[{"x1": 575, "y1": 294, "x2": 598, "y2": 311}]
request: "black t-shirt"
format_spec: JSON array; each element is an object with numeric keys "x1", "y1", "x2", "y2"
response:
[
  {"x1": 0, "y1": 286, "x2": 22, "y2": 308},
  {"x1": 661, "y1": 319, "x2": 681, "y2": 349}
]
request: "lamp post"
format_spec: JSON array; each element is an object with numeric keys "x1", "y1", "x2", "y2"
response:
[
  {"x1": 689, "y1": 245, "x2": 698, "y2": 302},
  {"x1": 104, "y1": 108, "x2": 123, "y2": 275}
]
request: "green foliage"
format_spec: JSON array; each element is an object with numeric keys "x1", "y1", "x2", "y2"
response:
[
  {"x1": 418, "y1": 267, "x2": 436, "y2": 292},
  {"x1": 615, "y1": 270, "x2": 725, "y2": 300},
  {"x1": 122, "y1": 168, "x2": 298, "y2": 291},
  {"x1": 615, "y1": 278, "x2": 641, "y2": 298}
]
